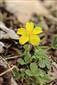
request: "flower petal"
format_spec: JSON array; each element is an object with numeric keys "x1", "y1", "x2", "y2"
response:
[
  {"x1": 26, "y1": 22, "x2": 34, "y2": 32},
  {"x1": 33, "y1": 26, "x2": 43, "y2": 34},
  {"x1": 17, "y1": 28, "x2": 26, "y2": 35},
  {"x1": 30, "y1": 35, "x2": 40, "y2": 45},
  {"x1": 19, "y1": 36, "x2": 29, "y2": 45}
]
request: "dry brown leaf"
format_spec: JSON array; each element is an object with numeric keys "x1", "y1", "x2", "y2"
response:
[
  {"x1": 11, "y1": 77, "x2": 17, "y2": 85},
  {"x1": 0, "y1": 42, "x2": 4, "y2": 53},
  {"x1": 1, "y1": 0, "x2": 57, "y2": 23},
  {"x1": 0, "y1": 22, "x2": 19, "y2": 39},
  {"x1": 43, "y1": 0, "x2": 57, "y2": 8}
]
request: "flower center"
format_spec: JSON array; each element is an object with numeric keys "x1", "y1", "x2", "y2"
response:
[{"x1": 27, "y1": 31, "x2": 33, "y2": 37}]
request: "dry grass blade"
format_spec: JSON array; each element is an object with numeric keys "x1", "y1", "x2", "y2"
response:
[{"x1": 0, "y1": 65, "x2": 16, "y2": 76}]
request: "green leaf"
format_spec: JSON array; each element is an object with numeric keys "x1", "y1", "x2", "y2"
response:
[
  {"x1": 30, "y1": 63, "x2": 38, "y2": 75},
  {"x1": 12, "y1": 68, "x2": 20, "y2": 80},
  {"x1": 36, "y1": 73, "x2": 50, "y2": 85},
  {"x1": 34, "y1": 48, "x2": 50, "y2": 69},
  {"x1": 20, "y1": 69, "x2": 25, "y2": 78},
  {"x1": 39, "y1": 60, "x2": 45, "y2": 68},
  {"x1": 38, "y1": 69, "x2": 45, "y2": 77},
  {"x1": 52, "y1": 35, "x2": 57, "y2": 49},
  {"x1": 17, "y1": 58, "x2": 25, "y2": 65},
  {"x1": 35, "y1": 48, "x2": 47, "y2": 60},
  {"x1": 39, "y1": 57, "x2": 51, "y2": 69},
  {"x1": 23, "y1": 44, "x2": 31, "y2": 52},
  {"x1": 25, "y1": 69, "x2": 32, "y2": 76},
  {"x1": 24, "y1": 52, "x2": 32, "y2": 64},
  {"x1": 32, "y1": 56, "x2": 36, "y2": 59}
]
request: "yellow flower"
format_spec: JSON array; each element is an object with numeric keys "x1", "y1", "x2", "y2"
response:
[{"x1": 17, "y1": 22, "x2": 43, "y2": 45}]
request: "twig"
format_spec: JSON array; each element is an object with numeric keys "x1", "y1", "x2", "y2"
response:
[
  {"x1": 0, "y1": 65, "x2": 16, "y2": 76},
  {"x1": 5, "y1": 56, "x2": 19, "y2": 60},
  {"x1": 0, "y1": 56, "x2": 10, "y2": 68}
]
